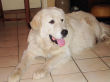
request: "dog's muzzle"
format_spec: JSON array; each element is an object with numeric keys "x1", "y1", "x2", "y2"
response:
[
  {"x1": 49, "y1": 29, "x2": 68, "y2": 47},
  {"x1": 49, "y1": 34, "x2": 66, "y2": 47}
]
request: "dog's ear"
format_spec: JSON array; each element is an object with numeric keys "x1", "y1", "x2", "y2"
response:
[{"x1": 30, "y1": 13, "x2": 41, "y2": 30}]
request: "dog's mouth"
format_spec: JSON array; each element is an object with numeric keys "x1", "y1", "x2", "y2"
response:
[{"x1": 49, "y1": 35, "x2": 65, "y2": 47}]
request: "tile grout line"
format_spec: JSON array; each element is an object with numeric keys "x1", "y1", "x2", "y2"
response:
[
  {"x1": 92, "y1": 49, "x2": 110, "y2": 69},
  {"x1": 74, "y1": 56, "x2": 98, "y2": 60},
  {"x1": 99, "y1": 57, "x2": 110, "y2": 69},
  {"x1": 82, "y1": 69, "x2": 110, "y2": 73},
  {"x1": 0, "y1": 66, "x2": 16, "y2": 68},
  {"x1": 71, "y1": 56, "x2": 88, "y2": 82},
  {"x1": 50, "y1": 72, "x2": 54, "y2": 82}
]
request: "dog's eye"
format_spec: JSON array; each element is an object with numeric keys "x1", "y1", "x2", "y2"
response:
[
  {"x1": 49, "y1": 20, "x2": 55, "y2": 24},
  {"x1": 61, "y1": 19, "x2": 64, "y2": 22}
]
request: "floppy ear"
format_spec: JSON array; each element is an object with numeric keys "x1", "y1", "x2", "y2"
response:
[{"x1": 30, "y1": 13, "x2": 41, "y2": 30}]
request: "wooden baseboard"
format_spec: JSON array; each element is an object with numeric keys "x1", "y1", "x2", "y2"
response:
[{"x1": 4, "y1": 8, "x2": 41, "y2": 14}]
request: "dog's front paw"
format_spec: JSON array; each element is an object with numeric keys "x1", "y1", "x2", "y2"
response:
[
  {"x1": 8, "y1": 70, "x2": 21, "y2": 82},
  {"x1": 33, "y1": 69, "x2": 48, "y2": 80}
]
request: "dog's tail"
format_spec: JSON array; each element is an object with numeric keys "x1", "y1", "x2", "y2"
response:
[{"x1": 99, "y1": 22, "x2": 110, "y2": 40}]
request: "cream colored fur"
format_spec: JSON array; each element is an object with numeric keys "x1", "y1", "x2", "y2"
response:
[{"x1": 8, "y1": 7, "x2": 110, "y2": 82}]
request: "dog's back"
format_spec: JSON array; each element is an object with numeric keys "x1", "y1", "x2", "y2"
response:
[{"x1": 66, "y1": 11, "x2": 110, "y2": 54}]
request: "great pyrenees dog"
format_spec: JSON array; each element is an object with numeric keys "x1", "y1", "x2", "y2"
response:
[{"x1": 8, "y1": 7, "x2": 110, "y2": 82}]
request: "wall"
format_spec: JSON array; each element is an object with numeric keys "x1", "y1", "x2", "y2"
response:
[
  {"x1": 1, "y1": 0, "x2": 41, "y2": 10},
  {"x1": 41, "y1": 0, "x2": 55, "y2": 8}
]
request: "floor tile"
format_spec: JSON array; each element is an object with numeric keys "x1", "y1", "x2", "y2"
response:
[
  {"x1": 18, "y1": 21, "x2": 30, "y2": 35},
  {"x1": 0, "y1": 33, "x2": 17, "y2": 41},
  {"x1": 18, "y1": 34, "x2": 28, "y2": 46},
  {"x1": 0, "y1": 26, "x2": 17, "y2": 38},
  {"x1": 93, "y1": 43, "x2": 110, "y2": 57},
  {"x1": 75, "y1": 58, "x2": 109, "y2": 72},
  {"x1": 0, "y1": 22, "x2": 4, "y2": 28},
  {"x1": 0, "y1": 22, "x2": 18, "y2": 47},
  {"x1": 102, "y1": 57, "x2": 110, "y2": 67},
  {"x1": 72, "y1": 48, "x2": 98, "y2": 60},
  {"x1": 0, "y1": 55, "x2": 18, "y2": 67},
  {"x1": 0, "y1": 22, "x2": 17, "y2": 42},
  {"x1": 0, "y1": 67, "x2": 15, "y2": 82},
  {"x1": 21, "y1": 74, "x2": 52, "y2": 82},
  {"x1": 0, "y1": 40, "x2": 18, "y2": 47},
  {"x1": 51, "y1": 59, "x2": 79, "y2": 75},
  {"x1": 84, "y1": 70, "x2": 110, "y2": 82},
  {"x1": 0, "y1": 47, "x2": 18, "y2": 56},
  {"x1": 52, "y1": 73, "x2": 87, "y2": 82},
  {"x1": 4, "y1": 21, "x2": 17, "y2": 29}
]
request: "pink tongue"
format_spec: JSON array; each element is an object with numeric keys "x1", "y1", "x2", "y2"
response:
[{"x1": 57, "y1": 39, "x2": 65, "y2": 47}]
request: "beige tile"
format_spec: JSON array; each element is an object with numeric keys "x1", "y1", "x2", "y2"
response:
[
  {"x1": 21, "y1": 74, "x2": 52, "y2": 82},
  {"x1": 102, "y1": 57, "x2": 110, "y2": 67},
  {"x1": 22, "y1": 64, "x2": 46, "y2": 79},
  {"x1": 72, "y1": 48, "x2": 98, "y2": 60},
  {"x1": 0, "y1": 67, "x2": 15, "y2": 82},
  {"x1": 93, "y1": 43, "x2": 110, "y2": 57},
  {"x1": 84, "y1": 70, "x2": 110, "y2": 82},
  {"x1": 52, "y1": 73, "x2": 87, "y2": 82},
  {"x1": 0, "y1": 47, "x2": 18, "y2": 56},
  {"x1": 51, "y1": 59, "x2": 79, "y2": 75},
  {"x1": 75, "y1": 58, "x2": 109, "y2": 72},
  {"x1": 0, "y1": 55, "x2": 18, "y2": 67}
]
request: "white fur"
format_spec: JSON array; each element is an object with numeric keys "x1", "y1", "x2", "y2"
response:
[{"x1": 8, "y1": 7, "x2": 110, "y2": 82}]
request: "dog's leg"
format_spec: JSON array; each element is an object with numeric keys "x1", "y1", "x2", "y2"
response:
[
  {"x1": 33, "y1": 53, "x2": 70, "y2": 79},
  {"x1": 8, "y1": 51, "x2": 36, "y2": 82}
]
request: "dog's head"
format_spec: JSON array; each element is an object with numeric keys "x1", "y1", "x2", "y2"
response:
[{"x1": 30, "y1": 7, "x2": 68, "y2": 47}]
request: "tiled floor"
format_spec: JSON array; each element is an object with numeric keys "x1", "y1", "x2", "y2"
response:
[{"x1": 0, "y1": 13, "x2": 110, "y2": 82}]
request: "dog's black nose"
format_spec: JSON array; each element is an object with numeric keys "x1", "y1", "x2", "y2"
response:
[{"x1": 61, "y1": 29, "x2": 68, "y2": 37}]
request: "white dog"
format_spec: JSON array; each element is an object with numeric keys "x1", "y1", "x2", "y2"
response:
[{"x1": 8, "y1": 7, "x2": 110, "y2": 82}]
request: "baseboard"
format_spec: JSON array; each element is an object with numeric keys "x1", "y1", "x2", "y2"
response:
[{"x1": 4, "y1": 8, "x2": 41, "y2": 14}]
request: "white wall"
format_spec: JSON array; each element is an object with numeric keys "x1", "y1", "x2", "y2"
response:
[{"x1": 1, "y1": 0, "x2": 41, "y2": 10}]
